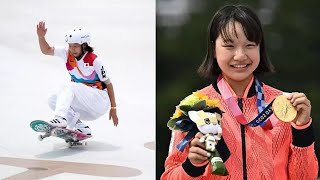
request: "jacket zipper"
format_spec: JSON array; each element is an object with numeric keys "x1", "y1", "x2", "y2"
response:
[{"x1": 238, "y1": 98, "x2": 247, "y2": 180}]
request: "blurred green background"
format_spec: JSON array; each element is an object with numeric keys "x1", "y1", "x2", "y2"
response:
[{"x1": 156, "y1": 0, "x2": 320, "y2": 179}]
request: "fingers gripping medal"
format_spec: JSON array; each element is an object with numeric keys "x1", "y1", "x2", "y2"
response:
[{"x1": 272, "y1": 95, "x2": 297, "y2": 122}]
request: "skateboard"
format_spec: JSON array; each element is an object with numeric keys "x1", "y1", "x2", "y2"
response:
[{"x1": 30, "y1": 120, "x2": 91, "y2": 147}]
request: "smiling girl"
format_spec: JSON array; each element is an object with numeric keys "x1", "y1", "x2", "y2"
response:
[{"x1": 161, "y1": 4, "x2": 318, "y2": 180}]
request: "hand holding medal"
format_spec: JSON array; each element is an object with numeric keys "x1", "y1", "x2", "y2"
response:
[
  {"x1": 286, "y1": 92, "x2": 312, "y2": 126},
  {"x1": 273, "y1": 93, "x2": 311, "y2": 126}
]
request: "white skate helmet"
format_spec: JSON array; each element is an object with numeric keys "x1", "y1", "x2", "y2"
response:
[{"x1": 65, "y1": 27, "x2": 91, "y2": 45}]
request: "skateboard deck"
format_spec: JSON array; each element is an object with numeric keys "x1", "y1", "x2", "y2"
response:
[{"x1": 30, "y1": 120, "x2": 91, "y2": 147}]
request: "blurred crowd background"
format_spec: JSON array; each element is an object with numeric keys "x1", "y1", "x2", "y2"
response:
[{"x1": 156, "y1": 0, "x2": 320, "y2": 178}]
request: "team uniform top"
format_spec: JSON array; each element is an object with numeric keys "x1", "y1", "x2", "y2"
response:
[
  {"x1": 161, "y1": 78, "x2": 318, "y2": 180},
  {"x1": 54, "y1": 46, "x2": 109, "y2": 89}
]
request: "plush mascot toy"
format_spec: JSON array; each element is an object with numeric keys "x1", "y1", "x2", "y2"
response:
[{"x1": 188, "y1": 110, "x2": 228, "y2": 175}]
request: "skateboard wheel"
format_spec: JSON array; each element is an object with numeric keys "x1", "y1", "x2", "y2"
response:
[
  {"x1": 38, "y1": 135, "x2": 43, "y2": 141},
  {"x1": 83, "y1": 142, "x2": 88, "y2": 146},
  {"x1": 68, "y1": 142, "x2": 73, "y2": 148}
]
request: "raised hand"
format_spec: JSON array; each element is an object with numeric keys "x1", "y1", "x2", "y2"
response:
[{"x1": 37, "y1": 21, "x2": 47, "y2": 38}]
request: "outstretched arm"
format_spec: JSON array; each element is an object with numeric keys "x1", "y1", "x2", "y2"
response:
[
  {"x1": 37, "y1": 21, "x2": 54, "y2": 55},
  {"x1": 104, "y1": 81, "x2": 119, "y2": 127}
]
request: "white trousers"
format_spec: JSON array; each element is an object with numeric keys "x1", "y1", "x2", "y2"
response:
[{"x1": 48, "y1": 82, "x2": 110, "y2": 128}]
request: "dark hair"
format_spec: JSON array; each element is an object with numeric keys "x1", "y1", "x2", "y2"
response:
[
  {"x1": 86, "y1": 45, "x2": 94, "y2": 52},
  {"x1": 82, "y1": 43, "x2": 94, "y2": 52},
  {"x1": 198, "y1": 4, "x2": 275, "y2": 78}
]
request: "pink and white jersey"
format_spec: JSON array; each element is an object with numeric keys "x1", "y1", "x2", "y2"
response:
[{"x1": 54, "y1": 46, "x2": 109, "y2": 89}]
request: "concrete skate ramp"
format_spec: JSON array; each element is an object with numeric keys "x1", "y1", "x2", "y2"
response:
[{"x1": 0, "y1": 157, "x2": 142, "y2": 179}]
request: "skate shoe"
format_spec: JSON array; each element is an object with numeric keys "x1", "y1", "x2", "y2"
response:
[
  {"x1": 48, "y1": 116, "x2": 67, "y2": 128},
  {"x1": 75, "y1": 122, "x2": 91, "y2": 136}
]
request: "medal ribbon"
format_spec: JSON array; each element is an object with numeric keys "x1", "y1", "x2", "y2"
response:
[
  {"x1": 175, "y1": 118, "x2": 198, "y2": 151},
  {"x1": 217, "y1": 75, "x2": 274, "y2": 128}
]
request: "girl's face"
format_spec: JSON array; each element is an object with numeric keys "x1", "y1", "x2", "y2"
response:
[
  {"x1": 69, "y1": 43, "x2": 82, "y2": 57},
  {"x1": 214, "y1": 21, "x2": 260, "y2": 84}
]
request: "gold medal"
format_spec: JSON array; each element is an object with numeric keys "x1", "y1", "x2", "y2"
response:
[{"x1": 272, "y1": 95, "x2": 297, "y2": 122}]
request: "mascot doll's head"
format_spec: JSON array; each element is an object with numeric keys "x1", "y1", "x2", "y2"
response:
[{"x1": 188, "y1": 110, "x2": 222, "y2": 135}]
